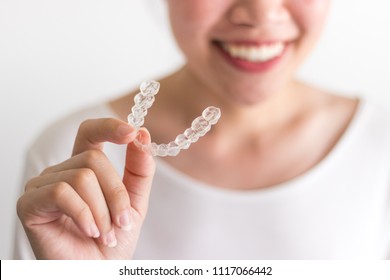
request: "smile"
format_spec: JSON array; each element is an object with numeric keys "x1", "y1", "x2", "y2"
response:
[{"x1": 219, "y1": 42, "x2": 285, "y2": 63}]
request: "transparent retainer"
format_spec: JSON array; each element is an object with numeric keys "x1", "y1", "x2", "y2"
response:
[{"x1": 127, "y1": 80, "x2": 221, "y2": 157}]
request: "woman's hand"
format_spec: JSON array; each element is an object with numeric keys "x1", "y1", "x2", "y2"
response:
[{"x1": 17, "y1": 118, "x2": 156, "y2": 259}]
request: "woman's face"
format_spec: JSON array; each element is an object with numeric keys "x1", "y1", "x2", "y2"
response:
[{"x1": 166, "y1": 0, "x2": 331, "y2": 105}]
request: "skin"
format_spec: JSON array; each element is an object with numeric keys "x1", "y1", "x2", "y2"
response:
[
  {"x1": 112, "y1": 0, "x2": 357, "y2": 189},
  {"x1": 17, "y1": 0, "x2": 358, "y2": 259},
  {"x1": 17, "y1": 121, "x2": 155, "y2": 259}
]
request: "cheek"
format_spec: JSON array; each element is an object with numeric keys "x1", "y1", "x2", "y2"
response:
[
  {"x1": 288, "y1": 0, "x2": 330, "y2": 32},
  {"x1": 167, "y1": 0, "x2": 228, "y2": 60},
  {"x1": 167, "y1": 0, "x2": 223, "y2": 31}
]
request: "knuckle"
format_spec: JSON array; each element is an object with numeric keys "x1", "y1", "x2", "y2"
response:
[
  {"x1": 108, "y1": 186, "x2": 128, "y2": 204},
  {"x1": 50, "y1": 182, "x2": 71, "y2": 201},
  {"x1": 16, "y1": 195, "x2": 27, "y2": 219},
  {"x1": 79, "y1": 119, "x2": 93, "y2": 132},
  {"x1": 75, "y1": 204, "x2": 91, "y2": 223},
  {"x1": 24, "y1": 177, "x2": 37, "y2": 191},
  {"x1": 40, "y1": 166, "x2": 54, "y2": 175},
  {"x1": 71, "y1": 168, "x2": 96, "y2": 187},
  {"x1": 81, "y1": 149, "x2": 107, "y2": 166}
]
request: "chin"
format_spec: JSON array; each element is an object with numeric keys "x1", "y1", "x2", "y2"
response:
[
  {"x1": 224, "y1": 89, "x2": 273, "y2": 107},
  {"x1": 218, "y1": 81, "x2": 280, "y2": 107}
]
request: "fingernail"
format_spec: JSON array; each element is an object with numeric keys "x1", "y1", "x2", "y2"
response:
[
  {"x1": 119, "y1": 210, "x2": 132, "y2": 231},
  {"x1": 90, "y1": 223, "x2": 100, "y2": 238},
  {"x1": 105, "y1": 229, "x2": 117, "y2": 248},
  {"x1": 117, "y1": 124, "x2": 134, "y2": 137},
  {"x1": 137, "y1": 129, "x2": 149, "y2": 145}
]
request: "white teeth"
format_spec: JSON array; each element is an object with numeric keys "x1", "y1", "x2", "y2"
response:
[{"x1": 221, "y1": 42, "x2": 284, "y2": 62}]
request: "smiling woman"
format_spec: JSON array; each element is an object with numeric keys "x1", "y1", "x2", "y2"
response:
[
  {"x1": 10, "y1": 0, "x2": 390, "y2": 259},
  {"x1": 165, "y1": 0, "x2": 330, "y2": 104}
]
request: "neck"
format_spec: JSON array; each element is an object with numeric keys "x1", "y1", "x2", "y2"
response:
[{"x1": 159, "y1": 66, "x2": 312, "y2": 137}]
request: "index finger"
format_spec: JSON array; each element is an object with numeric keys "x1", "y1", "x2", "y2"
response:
[{"x1": 72, "y1": 118, "x2": 138, "y2": 156}]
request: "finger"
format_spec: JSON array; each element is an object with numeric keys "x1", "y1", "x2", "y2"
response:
[
  {"x1": 38, "y1": 150, "x2": 132, "y2": 232},
  {"x1": 72, "y1": 118, "x2": 137, "y2": 156},
  {"x1": 123, "y1": 128, "x2": 156, "y2": 218},
  {"x1": 17, "y1": 182, "x2": 100, "y2": 239},
  {"x1": 26, "y1": 168, "x2": 120, "y2": 246}
]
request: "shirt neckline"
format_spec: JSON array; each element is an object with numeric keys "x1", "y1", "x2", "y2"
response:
[{"x1": 103, "y1": 97, "x2": 371, "y2": 199}]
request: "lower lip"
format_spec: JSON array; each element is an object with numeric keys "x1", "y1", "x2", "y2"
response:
[{"x1": 215, "y1": 43, "x2": 286, "y2": 73}]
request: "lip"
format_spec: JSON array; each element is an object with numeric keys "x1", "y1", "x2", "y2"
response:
[{"x1": 213, "y1": 41, "x2": 287, "y2": 73}]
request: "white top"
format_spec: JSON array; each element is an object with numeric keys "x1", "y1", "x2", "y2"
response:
[{"x1": 14, "y1": 99, "x2": 390, "y2": 259}]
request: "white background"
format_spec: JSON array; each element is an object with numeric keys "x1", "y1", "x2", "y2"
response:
[{"x1": 1, "y1": 0, "x2": 390, "y2": 259}]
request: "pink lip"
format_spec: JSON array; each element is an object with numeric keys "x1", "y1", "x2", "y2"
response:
[{"x1": 214, "y1": 41, "x2": 287, "y2": 73}]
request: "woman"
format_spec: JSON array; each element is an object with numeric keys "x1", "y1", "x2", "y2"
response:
[{"x1": 15, "y1": 0, "x2": 390, "y2": 259}]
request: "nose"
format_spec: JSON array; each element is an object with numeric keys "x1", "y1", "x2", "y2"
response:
[{"x1": 228, "y1": 0, "x2": 290, "y2": 28}]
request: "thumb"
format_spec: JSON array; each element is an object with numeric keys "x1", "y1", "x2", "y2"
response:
[{"x1": 123, "y1": 128, "x2": 156, "y2": 217}]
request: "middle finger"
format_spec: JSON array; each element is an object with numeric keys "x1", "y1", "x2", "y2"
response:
[{"x1": 39, "y1": 150, "x2": 132, "y2": 232}]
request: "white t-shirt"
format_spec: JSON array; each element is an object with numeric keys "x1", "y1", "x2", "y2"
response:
[{"x1": 14, "y1": 99, "x2": 390, "y2": 259}]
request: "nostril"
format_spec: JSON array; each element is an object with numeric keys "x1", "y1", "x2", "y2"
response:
[
  {"x1": 227, "y1": 1, "x2": 291, "y2": 28},
  {"x1": 228, "y1": 5, "x2": 255, "y2": 27}
]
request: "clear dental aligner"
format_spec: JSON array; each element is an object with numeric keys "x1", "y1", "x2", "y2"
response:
[{"x1": 127, "y1": 80, "x2": 221, "y2": 157}]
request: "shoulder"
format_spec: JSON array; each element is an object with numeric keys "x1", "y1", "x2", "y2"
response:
[
  {"x1": 316, "y1": 90, "x2": 390, "y2": 145},
  {"x1": 27, "y1": 102, "x2": 116, "y2": 168},
  {"x1": 310, "y1": 90, "x2": 390, "y2": 160},
  {"x1": 341, "y1": 98, "x2": 390, "y2": 163}
]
